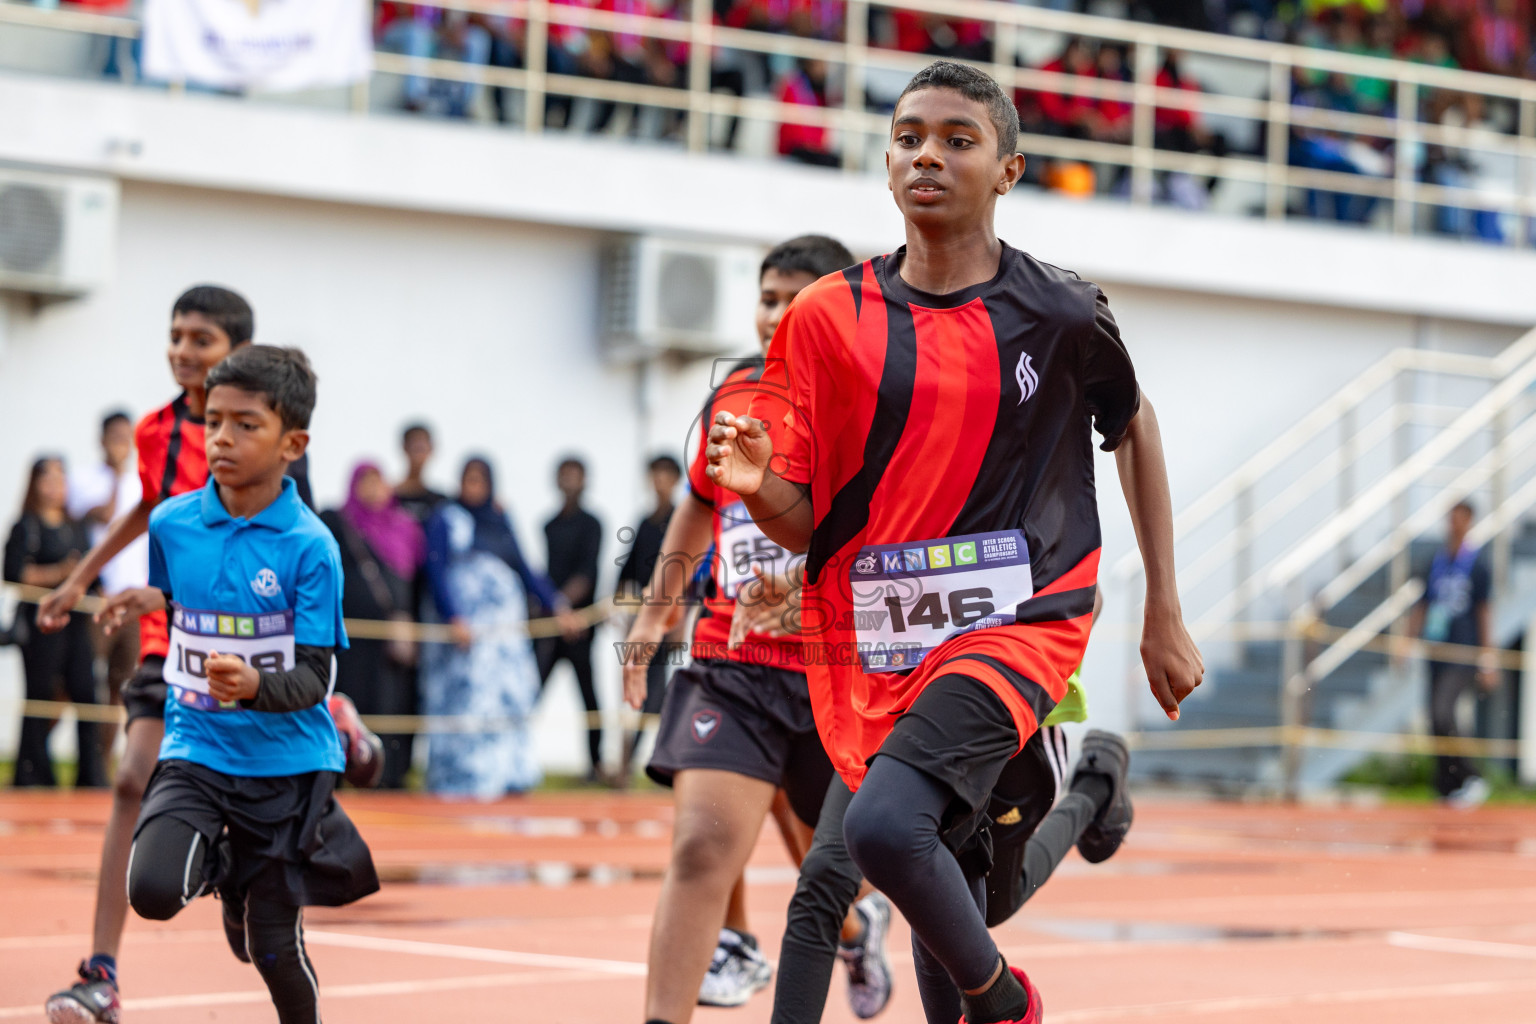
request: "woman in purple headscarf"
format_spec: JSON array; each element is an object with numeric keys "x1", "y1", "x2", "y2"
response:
[{"x1": 321, "y1": 462, "x2": 426, "y2": 789}]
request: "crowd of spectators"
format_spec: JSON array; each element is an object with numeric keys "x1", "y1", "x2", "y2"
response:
[{"x1": 2, "y1": 418, "x2": 686, "y2": 796}]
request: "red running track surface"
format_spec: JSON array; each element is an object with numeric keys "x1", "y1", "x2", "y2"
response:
[{"x1": 1, "y1": 790, "x2": 1535, "y2": 1023}]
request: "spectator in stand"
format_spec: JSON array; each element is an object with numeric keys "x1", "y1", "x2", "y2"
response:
[
  {"x1": 1337, "y1": 16, "x2": 1397, "y2": 116},
  {"x1": 1035, "y1": 39, "x2": 1108, "y2": 141},
  {"x1": 322, "y1": 463, "x2": 426, "y2": 790},
  {"x1": 1287, "y1": 65, "x2": 1387, "y2": 223},
  {"x1": 883, "y1": 9, "x2": 992, "y2": 61},
  {"x1": 1422, "y1": 92, "x2": 1507, "y2": 242},
  {"x1": 777, "y1": 59, "x2": 840, "y2": 166},
  {"x1": 615, "y1": 454, "x2": 684, "y2": 780},
  {"x1": 66, "y1": 411, "x2": 148, "y2": 765},
  {"x1": 538, "y1": 457, "x2": 606, "y2": 784},
  {"x1": 1154, "y1": 50, "x2": 1229, "y2": 207},
  {"x1": 395, "y1": 422, "x2": 449, "y2": 525},
  {"x1": 4, "y1": 457, "x2": 106, "y2": 789},
  {"x1": 1095, "y1": 43, "x2": 1134, "y2": 145},
  {"x1": 421, "y1": 457, "x2": 575, "y2": 798},
  {"x1": 376, "y1": 4, "x2": 439, "y2": 113},
  {"x1": 1469, "y1": 0, "x2": 1529, "y2": 77},
  {"x1": 437, "y1": 13, "x2": 494, "y2": 118}
]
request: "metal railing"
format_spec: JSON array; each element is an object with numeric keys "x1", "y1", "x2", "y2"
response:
[
  {"x1": 2, "y1": 0, "x2": 1535, "y2": 240},
  {"x1": 1106, "y1": 323, "x2": 1536, "y2": 791}
]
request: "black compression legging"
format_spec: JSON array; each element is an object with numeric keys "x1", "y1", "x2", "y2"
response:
[
  {"x1": 128, "y1": 816, "x2": 321, "y2": 1024},
  {"x1": 843, "y1": 756, "x2": 999, "y2": 1021}
]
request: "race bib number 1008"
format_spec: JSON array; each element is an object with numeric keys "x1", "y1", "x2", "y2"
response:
[
  {"x1": 848, "y1": 530, "x2": 1033, "y2": 673},
  {"x1": 164, "y1": 603, "x2": 295, "y2": 711}
]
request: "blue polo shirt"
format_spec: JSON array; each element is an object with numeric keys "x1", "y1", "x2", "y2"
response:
[{"x1": 148, "y1": 476, "x2": 348, "y2": 777}]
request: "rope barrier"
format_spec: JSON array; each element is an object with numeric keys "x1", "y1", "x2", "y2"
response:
[
  {"x1": 1, "y1": 698, "x2": 1520, "y2": 756},
  {"x1": 2, "y1": 699, "x2": 658, "y2": 732},
  {"x1": 1124, "y1": 724, "x2": 1524, "y2": 759},
  {"x1": 2, "y1": 585, "x2": 1527, "y2": 754},
  {"x1": 1, "y1": 582, "x2": 620, "y2": 642}
]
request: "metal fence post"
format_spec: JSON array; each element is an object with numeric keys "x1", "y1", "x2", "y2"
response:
[
  {"x1": 1520, "y1": 96, "x2": 1535, "y2": 250},
  {"x1": 1280, "y1": 599, "x2": 1307, "y2": 800},
  {"x1": 1393, "y1": 80, "x2": 1418, "y2": 235},
  {"x1": 1130, "y1": 38, "x2": 1157, "y2": 205},
  {"x1": 1522, "y1": 609, "x2": 1536, "y2": 785},
  {"x1": 842, "y1": 0, "x2": 869, "y2": 172},
  {"x1": 1265, "y1": 60, "x2": 1289, "y2": 221},
  {"x1": 524, "y1": 0, "x2": 549, "y2": 134},
  {"x1": 687, "y1": 0, "x2": 712, "y2": 153}
]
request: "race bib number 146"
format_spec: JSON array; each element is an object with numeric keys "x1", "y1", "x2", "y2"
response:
[
  {"x1": 164, "y1": 603, "x2": 295, "y2": 711},
  {"x1": 847, "y1": 530, "x2": 1033, "y2": 673}
]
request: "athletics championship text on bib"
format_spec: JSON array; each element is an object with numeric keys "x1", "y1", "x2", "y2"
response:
[
  {"x1": 718, "y1": 500, "x2": 798, "y2": 600},
  {"x1": 847, "y1": 530, "x2": 1033, "y2": 673},
  {"x1": 164, "y1": 602, "x2": 296, "y2": 711}
]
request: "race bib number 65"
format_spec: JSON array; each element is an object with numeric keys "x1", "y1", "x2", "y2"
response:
[
  {"x1": 717, "y1": 501, "x2": 796, "y2": 599},
  {"x1": 848, "y1": 530, "x2": 1033, "y2": 673},
  {"x1": 164, "y1": 603, "x2": 295, "y2": 711}
]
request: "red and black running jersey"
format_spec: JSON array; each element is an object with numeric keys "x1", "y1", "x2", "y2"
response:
[
  {"x1": 746, "y1": 243, "x2": 1140, "y2": 790},
  {"x1": 135, "y1": 393, "x2": 209, "y2": 659},
  {"x1": 687, "y1": 360, "x2": 808, "y2": 672}
]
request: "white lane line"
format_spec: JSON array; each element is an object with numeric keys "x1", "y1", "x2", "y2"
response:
[
  {"x1": 1387, "y1": 931, "x2": 1536, "y2": 960},
  {"x1": 304, "y1": 929, "x2": 648, "y2": 975},
  {"x1": 0, "y1": 968, "x2": 632, "y2": 1018},
  {"x1": 1048, "y1": 976, "x2": 1536, "y2": 1022}
]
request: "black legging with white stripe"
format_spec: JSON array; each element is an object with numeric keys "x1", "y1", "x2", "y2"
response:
[{"x1": 128, "y1": 816, "x2": 321, "y2": 1024}]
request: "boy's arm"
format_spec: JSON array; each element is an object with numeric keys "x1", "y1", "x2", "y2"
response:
[
  {"x1": 36, "y1": 496, "x2": 155, "y2": 631},
  {"x1": 621, "y1": 494, "x2": 714, "y2": 709},
  {"x1": 1113, "y1": 395, "x2": 1204, "y2": 720},
  {"x1": 705, "y1": 416, "x2": 815, "y2": 553}
]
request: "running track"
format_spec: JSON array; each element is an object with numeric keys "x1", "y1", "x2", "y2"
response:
[{"x1": 2, "y1": 791, "x2": 1534, "y2": 1023}]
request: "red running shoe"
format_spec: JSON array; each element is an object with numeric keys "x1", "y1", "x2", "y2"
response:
[
  {"x1": 958, "y1": 965, "x2": 1043, "y2": 1024},
  {"x1": 329, "y1": 693, "x2": 385, "y2": 788}
]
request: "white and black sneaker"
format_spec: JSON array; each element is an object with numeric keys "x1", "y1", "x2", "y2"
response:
[
  {"x1": 838, "y1": 892, "x2": 894, "y2": 1019},
  {"x1": 697, "y1": 927, "x2": 773, "y2": 1007}
]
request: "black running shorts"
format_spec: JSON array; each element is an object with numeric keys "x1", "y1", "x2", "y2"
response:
[
  {"x1": 135, "y1": 759, "x2": 379, "y2": 908},
  {"x1": 122, "y1": 655, "x2": 169, "y2": 725},
  {"x1": 646, "y1": 659, "x2": 834, "y2": 828}
]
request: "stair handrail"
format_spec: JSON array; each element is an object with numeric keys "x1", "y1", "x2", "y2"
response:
[{"x1": 1110, "y1": 338, "x2": 1531, "y2": 587}]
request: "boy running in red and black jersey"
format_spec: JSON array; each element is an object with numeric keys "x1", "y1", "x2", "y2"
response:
[
  {"x1": 36, "y1": 286, "x2": 350, "y2": 1024},
  {"x1": 707, "y1": 62, "x2": 1203, "y2": 1024},
  {"x1": 623, "y1": 236, "x2": 892, "y2": 1023}
]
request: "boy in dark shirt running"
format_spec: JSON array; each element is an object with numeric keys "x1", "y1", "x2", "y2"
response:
[{"x1": 707, "y1": 61, "x2": 1203, "y2": 1024}]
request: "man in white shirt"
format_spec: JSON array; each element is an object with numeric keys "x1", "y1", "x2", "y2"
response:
[{"x1": 68, "y1": 411, "x2": 149, "y2": 745}]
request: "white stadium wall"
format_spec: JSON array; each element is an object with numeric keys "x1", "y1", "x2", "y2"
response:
[{"x1": 1, "y1": 71, "x2": 1532, "y2": 769}]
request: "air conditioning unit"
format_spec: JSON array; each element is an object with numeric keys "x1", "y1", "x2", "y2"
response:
[
  {"x1": 0, "y1": 169, "x2": 118, "y2": 298},
  {"x1": 600, "y1": 235, "x2": 763, "y2": 362}
]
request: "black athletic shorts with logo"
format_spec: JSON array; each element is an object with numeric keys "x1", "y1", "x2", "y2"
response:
[
  {"x1": 647, "y1": 658, "x2": 834, "y2": 828},
  {"x1": 122, "y1": 654, "x2": 169, "y2": 725}
]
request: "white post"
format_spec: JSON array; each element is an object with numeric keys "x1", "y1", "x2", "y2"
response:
[{"x1": 1521, "y1": 610, "x2": 1536, "y2": 784}]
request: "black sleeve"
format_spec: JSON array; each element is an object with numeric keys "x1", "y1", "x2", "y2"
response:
[
  {"x1": 1082, "y1": 288, "x2": 1141, "y2": 452},
  {"x1": 2, "y1": 519, "x2": 28, "y2": 584},
  {"x1": 242, "y1": 644, "x2": 333, "y2": 713},
  {"x1": 581, "y1": 514, "x2": 602, "y2": 591},
  {"x1": 286, "y1": 455, "x2": 315, "y2": 510},
  {"x1": 1471, "y1": 554, "x2": 1492, "y2": 606}
]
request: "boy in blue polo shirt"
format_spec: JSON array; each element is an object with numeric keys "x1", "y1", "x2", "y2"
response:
[{"x1": 97, "y1": 345, "x2": 377, "y2": 1024}]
